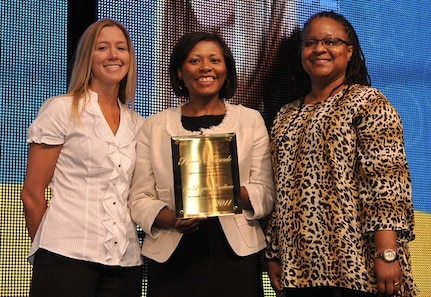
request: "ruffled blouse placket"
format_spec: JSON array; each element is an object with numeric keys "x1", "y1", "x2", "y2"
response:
[{"x1": 86, "y1": 93, "x2": 135, "y2": 262}]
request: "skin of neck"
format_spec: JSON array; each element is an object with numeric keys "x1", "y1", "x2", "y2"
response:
[
  {"x1": 182, "y1": 95, "x2": 225, "y2": 116},
  {"x1": 90, "y1": 82, "x2": 120, "y2": 105},
  {"x1": 306, "y1": 77, "x2": 346, "y2": 104}
]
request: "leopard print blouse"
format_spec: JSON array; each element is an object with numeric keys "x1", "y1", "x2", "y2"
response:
[{"x1": 265, "y1": 84, "x2": 418, "y2": 296}]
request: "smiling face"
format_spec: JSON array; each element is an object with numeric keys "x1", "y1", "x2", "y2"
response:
[
  {"x1": 301, "y1": 17, "x2": 353, "y2": 85},
  {"x1": 90, "y1": 25, "x2": 130, "y2": 91},
  {"x1": 176, "y1": 40, "x2": 227, "y2": 101}
]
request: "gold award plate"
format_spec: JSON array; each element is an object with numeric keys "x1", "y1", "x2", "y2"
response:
[{"x1": 171, "y1": 133, "x2": 242, "y2": 218}]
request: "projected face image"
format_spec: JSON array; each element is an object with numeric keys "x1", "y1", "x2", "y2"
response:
[{"x1": 151, "y1": 1, "x2": 300, "y2": 123}]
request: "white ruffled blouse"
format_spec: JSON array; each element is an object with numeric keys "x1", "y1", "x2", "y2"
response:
[{"x1": 27, "y1": 90, "x2": 144, "y2": 267}]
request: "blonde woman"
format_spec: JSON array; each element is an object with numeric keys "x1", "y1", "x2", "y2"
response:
[{"x1": 21, "y1": 18, "x2": 144, "y2": 297}]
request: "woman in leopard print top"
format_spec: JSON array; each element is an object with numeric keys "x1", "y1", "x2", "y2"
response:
[{"x1": 265, "y1": 11, "x2": 417, "y2": 297}]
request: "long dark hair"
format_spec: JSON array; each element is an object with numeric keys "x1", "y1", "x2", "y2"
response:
[
  {"x1": 302, "y1": 11, "x2": 371, "y2": 92},
  {"x1": 169, "y1": 32, "x2": 238, "y2": 100}
]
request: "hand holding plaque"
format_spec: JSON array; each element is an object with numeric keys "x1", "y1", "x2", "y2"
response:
[{"x1": 171, "y1": 133, "x2": 242, "y2": 218}]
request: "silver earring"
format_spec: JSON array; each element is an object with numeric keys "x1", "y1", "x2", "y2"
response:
[{"x1": 178, "y1": 81, "x2": 184, "y2": 90}]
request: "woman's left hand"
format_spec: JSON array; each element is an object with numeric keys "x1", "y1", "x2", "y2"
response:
[{"x1": 374, "y1": 259, "x2": 402, "y2": 296}]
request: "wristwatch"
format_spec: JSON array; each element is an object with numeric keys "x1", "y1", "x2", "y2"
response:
[{"x1": 375, "y1": 249, "x2": 398, "y2": 263}]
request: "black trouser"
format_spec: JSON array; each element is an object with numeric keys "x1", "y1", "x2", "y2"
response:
[
  {"x1": 147, "y1": 218, "x2": 263, "y2": 297},
  {"x1": 30, "y1": 249, "x2": 143, "y2": 297}
]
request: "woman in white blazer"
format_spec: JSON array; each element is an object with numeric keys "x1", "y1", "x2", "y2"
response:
[{"x1": 129, "y1": 32, "x2": 274, "y2": 297}]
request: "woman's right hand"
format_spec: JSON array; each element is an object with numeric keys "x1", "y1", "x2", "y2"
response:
[
  {"x1": 175, "y1": 217, "x2": 206, "y2": 234},
  {"x1": 21, "y1": 143, "x2": 62, "y2": 240},
  {"x1": 266, "y1": 258, "x2": 283, "y2": 293},
  {"x1": 154, "y1": 207, "x2": 205, "y2": 233}
]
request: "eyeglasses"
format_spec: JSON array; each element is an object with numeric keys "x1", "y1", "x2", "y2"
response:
[{"x1": 301, "y1": 38, "x2": 350, "y2": 48}]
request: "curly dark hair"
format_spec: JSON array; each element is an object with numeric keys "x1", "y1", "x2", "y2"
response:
[
  {"x1": 169, "y1": 32, "x2": 238, "y2": 100},
  {"x1": 301, "y1": 11, "x2": 371, "y2": 92}
]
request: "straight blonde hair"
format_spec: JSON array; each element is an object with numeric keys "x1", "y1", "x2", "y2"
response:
[{"x1": 67, "y1": 18, "x2": 137, "y2": 121}]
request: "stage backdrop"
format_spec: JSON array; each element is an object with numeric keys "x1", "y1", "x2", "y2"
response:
[{"x1": 0, "y1": 0, "x2": 430, "y2": 296}]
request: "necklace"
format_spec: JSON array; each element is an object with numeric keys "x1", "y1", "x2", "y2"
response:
[
  {"x1": 305, "y1": 82, "x2": 346, "y2": 104},
  {"x1": 275, "y1": 84, "x2": 352, "y2": 164}
]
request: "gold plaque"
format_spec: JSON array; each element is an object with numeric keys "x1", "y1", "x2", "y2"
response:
[{"x1": 171, "y1": 133, "x2": 242, "y2": 218}]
